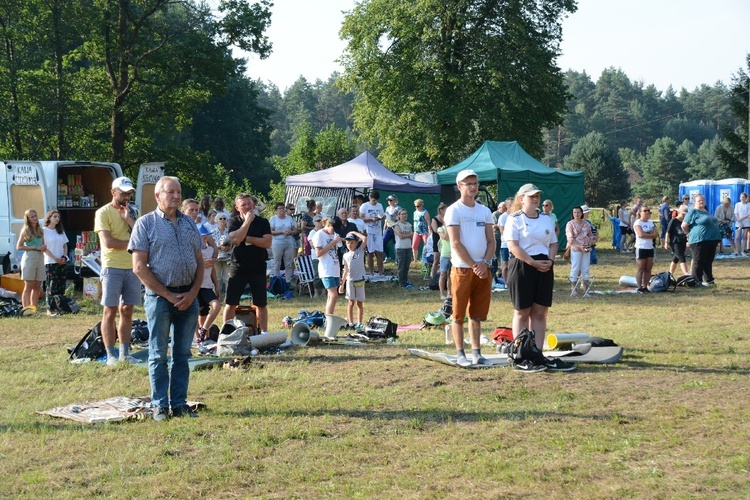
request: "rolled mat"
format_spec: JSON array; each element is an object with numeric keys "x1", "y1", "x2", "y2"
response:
[
  {"x1": 249, "y1": 332, "x2": 287, "y2": 349},
  {"x1": 618, "y1": 275, "x2": 638, "y2": 287},
  {"x1": 545, "y1": 332, "x2": 590, "y2": 350}
]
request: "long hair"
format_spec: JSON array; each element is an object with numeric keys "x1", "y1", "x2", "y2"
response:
[
  {"x1": 44, "y1": 210, "x2": 65, "y2": 234},
  {"x1": 510, "y1": 194, "x2": 523, "y2": 213},
  {"x1": 199, "y1": 195, "x2": 211, "y2": 217},
  {"x1": 21, "y1": 209, "x2": 43, "y2": 241}
]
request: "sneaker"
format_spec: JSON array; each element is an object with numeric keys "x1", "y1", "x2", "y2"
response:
[
  {"x1": 153, "y1": 407, "x2": 169, "y2": 421},
  {"x1": 544, "y1": 357, "x2": 576, "y2": 372},
  {"x1": 513, "y1": 359, "x2": 547, "y2": 373},
  {"x1": 106, "y1": 356, "x2": 118, "y2": 366},
  {"x1": 172, "y1": 406, "x2": 198, "y2": 418},
  {"x1": 455, "y1": 354, "x2": 471, "y2": 367},
  {"x1": 373, "y1": 272, "x2": 380, "y2": 277},
  {"x1": 472, "y1": 354, "x2": 493, "y2": 366},
  {"x1": 119, "y1": 355, "x2": 137, "y2": 364}
]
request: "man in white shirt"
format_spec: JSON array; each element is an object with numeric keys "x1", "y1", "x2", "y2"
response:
[
  {"x1": 445, "y1": 169, "x2": 495, "y2": 367},
  {"x1": 348, "y1": 205, "x2": 366, "y2": 234},
  {"x1": 360, "y1": 190, "x2": 385, "y2": 276}
]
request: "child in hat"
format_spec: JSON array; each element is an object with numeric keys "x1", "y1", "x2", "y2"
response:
[{"x1": 339, "y1": 230, "x2": 368, "y2": 330}]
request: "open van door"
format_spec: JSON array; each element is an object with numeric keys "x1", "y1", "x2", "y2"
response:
[
  {"x1": 136, "y1": 162, "x2": 165, "y2": 215},
  {"x1": 0, "y1": 161, "x2": 47, "y2": 271}
]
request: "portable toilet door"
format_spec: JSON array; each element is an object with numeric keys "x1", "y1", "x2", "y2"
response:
[
  {"x1": 712, "y1": 178, "x2": 747, "y2": 212},
  {"x1": 136, "y1": 162, "x2": 165, "y2": 216},
  {"x1": 679, "y1": 179, "x2": 713, "y2": 209},
  {"x1": 0, "y1": 161, "x2": 48, "y2": 272}
]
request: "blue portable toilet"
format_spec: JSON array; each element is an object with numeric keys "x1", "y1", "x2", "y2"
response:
[
  {"x1": 679, "y1": 180, "x2": 713, "y2": 210},
  {"x1": 711, "y1": 178, "x2": 747, "y2": 212}
]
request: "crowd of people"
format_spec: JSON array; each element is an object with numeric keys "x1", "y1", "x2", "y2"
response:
[{"x1": 14, "y1": 169, "x2": 745, "y2": 415}]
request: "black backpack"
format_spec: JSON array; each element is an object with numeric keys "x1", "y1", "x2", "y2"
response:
[
  {"x1": 506, "y1": 328, "x2": 546, "y2": 366},
  {"x1": 68, "y1": 322, "x2": 107, "y2": 360},
  {"x1": 49, "y1": 295, "x2": 81, "y2": 314},
  {"x1": 131, "y1": 319, "x2": 150, "y2": 344},
  {"x1": 675, "y1": 274, "x2": 698, "y2": 288},
  {"x1": 0, "y1": 297, "x2": 22, "y2": 317},
  {"x1": 648, "y1": 271, "x2": 677, "y2": 292},
  {"x1": 364, "y1": 316, "x2": 398, "y2": 339}
]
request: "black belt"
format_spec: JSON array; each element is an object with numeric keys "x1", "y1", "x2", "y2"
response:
[{"x1": 166, "y1": 285, "x2": 192, "y2": 293}]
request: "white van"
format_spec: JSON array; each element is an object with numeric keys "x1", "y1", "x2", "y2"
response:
[{"x1": 0, "y1": 160, "x2": 164, "y2": 273}]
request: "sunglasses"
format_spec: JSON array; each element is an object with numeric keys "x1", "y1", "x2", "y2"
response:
[
  {"x1": 542, "y1": 204, "x2": 551, "y2": 207},
  {"x1": 642, "y1": 210, "x2": 651, "y2": 213}
]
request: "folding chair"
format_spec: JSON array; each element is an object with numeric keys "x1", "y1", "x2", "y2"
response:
[{"x1": 295, "y1": 255, "x2": 315, "y2": 298}]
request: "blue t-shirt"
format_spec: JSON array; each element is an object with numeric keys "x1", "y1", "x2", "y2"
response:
[{"x1": 684, "y1": 209, "x2": 721, "y2": 244}]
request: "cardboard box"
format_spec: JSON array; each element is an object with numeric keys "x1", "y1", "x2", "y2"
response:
[
  {"x1": 83, "y1": 277, "x2": 102, "y2": 301},
  {"x1": 1, "y1": 273, "x2": 24, "y2": 295}
]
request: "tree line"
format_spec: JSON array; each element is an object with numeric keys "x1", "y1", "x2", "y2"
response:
[{"x1": 0, "y1": 0, "x2": 746, "y2": 209}]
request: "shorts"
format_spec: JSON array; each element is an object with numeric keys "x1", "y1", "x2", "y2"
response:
[
  {"x1": 321, "y1": 276, "x2": 340, "y2": 290},
  {"x1": 20, "y1": 251, "x2": 45, "y2": 281},
  {"x1": 100, "y1": 267, "x2": 142, "y2": 307},
  {"x1": 345, "y1": 279, "x2": 366, "y2": 302},
  {"x1": 366, "y1": 233, "x2": 384, "y2": 253},
  {"x1": 198, "y1": 287, "x2": 218, "y2": 316},
  {"x1": 635, "y1": 248, "x2": 654, "y2": 260},
  {"x1": 500, "y1": 248, "x2": 509, "y2": 262},
  {"x1": 439, "y1": 257, "x2": 452, "y2": 273},
  {"x1": 507, "y1": 255, "x2": 554, "y2": 310},
  {"x1": 670, "y1": 241, "x2": 687, "y2": 263},
  {"x1": 449, "y1": 267, "x2": 491, "y2": 323},
  {"x1": 226, "y1": 271, "x2": 267, "y2": 308}
]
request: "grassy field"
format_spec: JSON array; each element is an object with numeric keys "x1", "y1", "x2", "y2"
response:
[{"x1": 1, "y1": 248, "x2": 749, "y2": 498}]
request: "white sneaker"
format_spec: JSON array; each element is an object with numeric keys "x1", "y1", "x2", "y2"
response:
[
  {"x1": 106, "y1": 356, "x2": 118, "y2": 366},
  {"x1": 455, "y1": 355, "x2": 471, "y2": 367},
  {"x1": 119, "y1": 355, "x2": 137, "y2": 364}
]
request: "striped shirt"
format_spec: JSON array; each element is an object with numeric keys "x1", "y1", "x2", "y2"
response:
[{"x1": 128, "y1": 208, "x2": 202, "y2": 288}]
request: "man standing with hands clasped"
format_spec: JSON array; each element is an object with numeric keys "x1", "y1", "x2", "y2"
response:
[
  {"x1": 445, "y1": 169, "x2": 495, "y2": 367},
  {"x1": 94, "y1": 176, "x2": 140, "y2": 366},
  {"x1": 130, "y1": 176, "x2": 204, "y2": 420}
]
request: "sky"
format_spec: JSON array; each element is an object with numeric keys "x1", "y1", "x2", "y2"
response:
[{"x1": 232, "y1": 0, "x2": 750, "y2": 94}]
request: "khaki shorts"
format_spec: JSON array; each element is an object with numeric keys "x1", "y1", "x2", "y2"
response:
[
  {"x1": 21, "y1": 251, "x2": 45, "y2": 281},
  {"x1": 345, "y1": 278, "x2": 366, "y2": 302},
  {"x1": 450, "y1": 267, "x2": 491, "y2": 323}
]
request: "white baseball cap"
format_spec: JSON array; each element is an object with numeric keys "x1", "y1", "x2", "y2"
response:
[
  {"x1": 456, "y1": 169, "x2": 478, "y2": 184},
  {"x1": 112, "y1": 176, "x2": 135, "y2": 192}
]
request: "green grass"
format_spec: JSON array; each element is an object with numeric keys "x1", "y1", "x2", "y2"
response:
[{"x1": 1, "y1": 249, "x2": 749, "y2": 497}]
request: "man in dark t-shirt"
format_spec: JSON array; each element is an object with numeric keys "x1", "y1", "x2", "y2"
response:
[{"x1": 222, "y1": 194, "x2": 272, "y2": 332}]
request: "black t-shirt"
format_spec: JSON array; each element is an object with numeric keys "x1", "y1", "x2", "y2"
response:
[
  {"x1": 228, "y1": 214, "x2": 271, "y2": 274},
  {"x1": 666, "y1": 217, "x2": 687, "y2": 244}
]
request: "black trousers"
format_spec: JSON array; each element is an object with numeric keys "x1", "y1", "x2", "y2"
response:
[{"x1": 691, "y1": 240, "x2": 719, "y2": 283}]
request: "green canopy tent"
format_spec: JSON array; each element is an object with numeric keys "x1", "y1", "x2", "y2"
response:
[{"x1": 437, "y1": 141, "x2": 585, "y2": 248}]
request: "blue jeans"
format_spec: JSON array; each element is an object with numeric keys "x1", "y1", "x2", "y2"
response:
[{"x1": 145, "y1": 292, "x2": 198, "y2": 410}]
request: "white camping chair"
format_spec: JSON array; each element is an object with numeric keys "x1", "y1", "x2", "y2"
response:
[{"x1": 295, "y1": 255, "x2": 315, "y2": 298}]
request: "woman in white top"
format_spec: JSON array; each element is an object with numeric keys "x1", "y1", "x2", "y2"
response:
[
  {"x1": 42, "y1": 210, "x2": 69, "y2": 314},
  {"x1": 618, "y1": 201, "x2": 632, "y2": 253},
  {"x1": 312, "y1": 217, "x2": 343, "y2": 314},
  {"x1": 505, "y1": 184, "x2": 572, "y2": 372},
  {"x1": 633, "y1": 205, "x2": 657, "y2": 291},
  {"x1": 212, "y1": 212, "x2": 231, "y2": 296},
  {"x1": 269, "y1": 202, "x2": 298, "y2": 285}
]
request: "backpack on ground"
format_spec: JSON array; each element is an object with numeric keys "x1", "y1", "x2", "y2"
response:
[
  {"x1": 131, "y1": 319, "x2": 150, "y2": 344},
  {"x1": 364, "y1": 316, "x2": 398, "y2": 339},
  {"x1": 0, "y1": 297, "x2": 22, "y2": 317},
  {"x1": 506, "y1": 328, "x2": 546, "y2": 366},
  {"x1": 268, "y1": 276, "x2": 289, "y2": 296},
  {"x1": 216, "y1": 319, "x2": 252, "y2": 356},
  {"x1": 69, "y1": 322, "x2": 107, "y2": 360},
  {"x1": 675, "y1": 274, "x2": 697, "y2": 288},
  {"x1": 50, "y1": 295, "x2": 81, "y2": 314},
  {"x1": 648, "y1": 271, "x2": 677, "y2": 292}
]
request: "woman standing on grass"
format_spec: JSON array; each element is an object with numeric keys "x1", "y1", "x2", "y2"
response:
[
  {"x1": 541, "y1": 199, "x2": 560, "y2": 237},
  {"x1": 16, "y1": 209, "x2": 46, "y2": 311},
  {"x1": 412, "y1": 199, "x2": 431, "y2": 263},
  {"x1": 565, "y1": 206, "x2": 594, "y2": 296},
  {"x1": 682, "y1": 193, "x2": 721, "y2": 285},
  {"x1": 633, "y1": 205, "x2": 657, "y2": 292},
  {"x1": 42, "y1": 210, "x2": 69, "y2": 314},
  {"x1": 394, "y1": 208, "x2": 414, "y2": 289},
  {"x1": 505, "y1": 184, "x2": 572, "y2": 372},
  {"x1": 312, "y1": 217, "x2": 343, "y2": 314},
  {"x1": 430, "y1": 203, "x2": 447, "y2": 281},
  {"x1": 664, "y1": 205, "x2": 689, "y2": 276}
]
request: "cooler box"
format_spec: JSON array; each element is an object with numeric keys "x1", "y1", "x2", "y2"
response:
[
  {"x1": 83, "y1": 277, "x2": 102, "y2": 301},
  {"x1": 1, "y1": 273, "x2": 24, "y2": 295}
]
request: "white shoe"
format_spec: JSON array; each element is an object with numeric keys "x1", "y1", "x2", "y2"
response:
[
  {"x1": 106, "y1": 356, "x2": 118, "y2": 366},
  {"x1": 119, "y1": 355, "x2": 137, "y2": 364}
]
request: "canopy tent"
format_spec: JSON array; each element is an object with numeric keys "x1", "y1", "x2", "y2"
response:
[
  {"x1": 437, "y1": 141, "x2": 585, "y2": 248},
  {"x1": 285, "y1": 151, "x2": 441, "y2": 217}
]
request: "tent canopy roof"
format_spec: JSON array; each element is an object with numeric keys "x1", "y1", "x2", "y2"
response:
[
  {"x1": 286, "y1": 151, "x2": 440, "y2": 193},
  {"x1": 436, "y1": 141, "x2": 583, "y2": 185}
]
